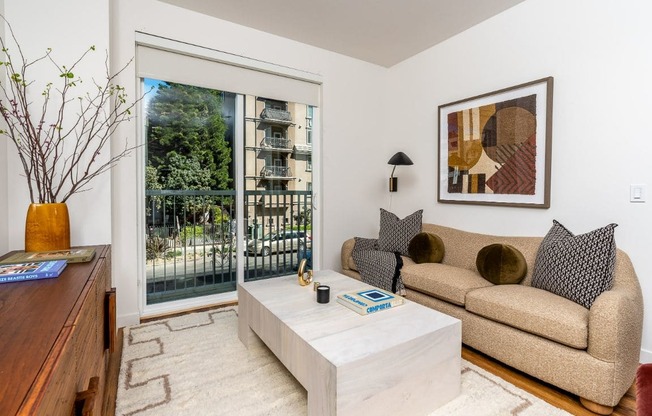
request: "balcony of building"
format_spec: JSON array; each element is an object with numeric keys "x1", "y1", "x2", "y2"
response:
[
  {"x1": 260, "y1": 136, "x2": 293, "y2": 153},
  {"x1": 260, "y1": 108, "x2": 293, "y2": 125},
  {"x1": 260, "y1": 166, "x2": 295, "y2": 180},
  {"x1": 293, "y1": 143, "x2": 312, "y2": 155}
]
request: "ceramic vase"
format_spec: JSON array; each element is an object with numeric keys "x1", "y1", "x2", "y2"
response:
[{"x1": 25, "y1": 203, "x2": 71, "y2": 252}]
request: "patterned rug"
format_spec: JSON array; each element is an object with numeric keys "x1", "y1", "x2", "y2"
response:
[{"x1": 116, "y1": 307, "x2": 570, "y2": 416}]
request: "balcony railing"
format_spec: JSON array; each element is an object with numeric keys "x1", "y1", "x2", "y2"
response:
[
  {"x1": 260, "y1": 108, "x2": 292, "y2": 125},
  {"x1": 260, "y1": 136, "x2": 293, "y2": 152},
  {"x1": 145, "y1": 189, "x2": 311, "y2": 305},
  {"x1": 260, "y1": 166, "x2": 294, "y2": 179},
  {"x1": 293, "y1": 143, "x2": 312, "y2": 155}
]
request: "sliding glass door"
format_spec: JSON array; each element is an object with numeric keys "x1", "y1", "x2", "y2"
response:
[
  {"x1": 144, "y1": 79, "x2": 238, "y2": 304},
  {"x1": 136, "y1": 37, "x2": 320, "y2": 311},
  {"x1": 142, "y1": 79, "x2": 315, "y2": 306}
]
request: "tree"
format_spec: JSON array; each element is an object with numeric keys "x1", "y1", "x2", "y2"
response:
[
  {"x1": 146, "y1": 82, "x2": 231, "y2": 190},
  {"x1": 162, "y1": 152, "x2": 213, "y2": 191}
]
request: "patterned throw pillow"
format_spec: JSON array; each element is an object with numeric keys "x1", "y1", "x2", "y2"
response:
[
  {"x1": 378, "y1": 209, "x2": 423, "y2": 256},
  {"x1": 531, "y1": 220, "x2": 617, "y2": 309}
]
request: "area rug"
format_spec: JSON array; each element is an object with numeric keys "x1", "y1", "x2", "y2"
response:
[{"x1": 116, "y1": 307, "x2": 570, "y2": 416}]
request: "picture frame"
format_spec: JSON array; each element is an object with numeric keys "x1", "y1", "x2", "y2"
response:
[{"x1": 437, "y1": 77, "x2": 553, "y2": 208}]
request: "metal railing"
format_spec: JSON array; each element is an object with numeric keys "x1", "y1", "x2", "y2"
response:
[
  {"x1": 145, "y1": 189, "x2": 311, "y2": 305},
  {"x1": 260, "y1": 166, "x2": 293, "y2": 179},
  {"x1": 261, "y1": 136, "x2": 292, "y2": 151},
  {"x1": 260, "y1": 107, "x2": 292, "y2": 122}
]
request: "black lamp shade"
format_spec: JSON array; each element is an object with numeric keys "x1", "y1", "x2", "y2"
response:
[{"x1": 388, "y1": 152, "x2": 413, "y2": 166}]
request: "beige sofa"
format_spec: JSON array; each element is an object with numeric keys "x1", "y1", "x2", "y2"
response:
[{"x1": 341, "y1": 223, "x2": 644, "y2": 414}]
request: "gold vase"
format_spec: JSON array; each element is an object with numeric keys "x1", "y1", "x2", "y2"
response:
[{"x1": 25, "y1": 203, "x2": 71, "y2": 252}]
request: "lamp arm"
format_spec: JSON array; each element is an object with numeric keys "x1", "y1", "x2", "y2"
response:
[{"x1": 390, "y1": 165, "x2": 397, "y2": 178}]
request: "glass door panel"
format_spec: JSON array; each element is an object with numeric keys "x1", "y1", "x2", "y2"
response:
[
  {"x1": 243, "y1": 97, "x2": 314, "y2": 281},
  {"x1": 144, "y1": 78, "x2": 237, "y2": 305}
]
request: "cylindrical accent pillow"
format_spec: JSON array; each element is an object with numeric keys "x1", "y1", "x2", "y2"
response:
[
  {"x1": 407, "y1": 232, "x2": 445, "y2": 264},
  {"x1": 476, "y1": 243, "x2": 527, "y2": 285}
]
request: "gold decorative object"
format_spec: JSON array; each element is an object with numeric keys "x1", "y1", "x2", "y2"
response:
[{"x1": 298, "y1": 258, "x2": 313, "y2": 286}]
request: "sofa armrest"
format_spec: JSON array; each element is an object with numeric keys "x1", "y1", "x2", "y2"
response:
[
  {"x1": 588, "y1": 253, "x2": 643, "y2": 366},
  {"x1": 341, "y1": 238, "x2": 357, "y2": 271}
]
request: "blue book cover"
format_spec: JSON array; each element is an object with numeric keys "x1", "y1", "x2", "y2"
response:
[{"x1": 0, "y1": 260, "x2": 67, "y2": 284}]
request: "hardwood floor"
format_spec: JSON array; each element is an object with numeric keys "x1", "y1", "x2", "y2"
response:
[
  {"x1": 463, "y1": 346, "x2": 637, "y2": 416},
  {"x1": 106, "y1": 307, "x2": 637, "y2": 416}
]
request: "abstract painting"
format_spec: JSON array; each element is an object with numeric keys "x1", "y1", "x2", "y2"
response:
[{"x1": 438, "y1": 77, "x2": 553, "y2": 208}]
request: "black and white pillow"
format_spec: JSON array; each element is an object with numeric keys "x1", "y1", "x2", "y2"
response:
[
  {"x1": 531, "y1": 220, "x2": 617, "y2": 309},
  {"x1": 378, "y1": 209, "x2": 423, "y2": 256}
]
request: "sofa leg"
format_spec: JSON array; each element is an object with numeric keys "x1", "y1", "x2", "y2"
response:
[{"x1": 579, "y1": 397, "x2": 613, "y2": 415}]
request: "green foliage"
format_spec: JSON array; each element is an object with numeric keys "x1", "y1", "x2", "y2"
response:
[
  {"x1": 179, "y1": 225, "x2": 206, "y2": 242},
  {"x1": 146, "y1": 235, "x2": 168, "y2": 260},
  {"x1": 145, "y1": 164, "x2": 163, "y2": 191},
  {"x1": 165, "y1": 250, "x2": 182, "y2": 259},
  {"x1": 146, "y1": 82, "x2": 232, "y2": 191},
  {"x1": 163, "y1": 153, "x2": 213, "y2": 190}
]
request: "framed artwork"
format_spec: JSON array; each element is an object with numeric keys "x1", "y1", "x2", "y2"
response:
[{"x1": 438, "y1": 77, "x2": 553, "y2": 208}]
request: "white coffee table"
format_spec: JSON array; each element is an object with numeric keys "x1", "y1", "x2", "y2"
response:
[{"x1": 238, "y1": 270, "x2": 461, "y2": 416}]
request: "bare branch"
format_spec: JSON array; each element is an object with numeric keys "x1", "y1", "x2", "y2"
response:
[{"x1": 0, "y1": 15, "x2": 141, "y2": 204}]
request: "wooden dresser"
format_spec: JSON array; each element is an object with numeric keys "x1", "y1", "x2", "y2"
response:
[{"x1": 0, "y1": 245, "x2": 116, "y2": 416}]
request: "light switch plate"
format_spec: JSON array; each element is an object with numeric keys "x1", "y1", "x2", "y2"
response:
[{"x1": 630, "y1": 184, "x2": 647, "y2": 203}]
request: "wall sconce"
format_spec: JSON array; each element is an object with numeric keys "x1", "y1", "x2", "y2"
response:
[{"x1": 388, "y1": 152, "x2": 413, "y2": 192}]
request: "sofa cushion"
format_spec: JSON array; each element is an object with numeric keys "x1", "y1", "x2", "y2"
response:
[
  {"x1": 408, "y1": 232, "x2": 445, "y2": 264},
  {"x1": 401, "y1": 263, "x2": 492, "y2": 306},
  {"x1": 378, "y1": 209, "x2": 423, "y2": 256},
  {"x1": 531, "y1": 220, "x2": 617, "y2": 309},
  {"x1": 476, "y1": 243, "x2": 527, "y2": 285},
  {"x1": 466, "y1": 285, "x2": 589, "y2": 349}
]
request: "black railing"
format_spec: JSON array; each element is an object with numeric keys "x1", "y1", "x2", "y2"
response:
[{"x1": 145, "y1": 189, "x2": 311, "y2": 305}]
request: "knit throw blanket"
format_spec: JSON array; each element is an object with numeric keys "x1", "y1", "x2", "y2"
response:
[{"x1": 352, "y1": 237, "x2": 406, "y2": 294}]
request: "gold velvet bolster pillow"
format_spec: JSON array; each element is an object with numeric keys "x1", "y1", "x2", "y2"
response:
[
  {"x1": 408, "y1": 232, "x2": 445, "y2": 264},
  {"x1": 476, "y1": 243, "x2": 527, "y2": 285}
]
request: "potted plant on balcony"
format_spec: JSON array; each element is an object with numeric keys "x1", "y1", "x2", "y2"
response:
[{"x1": 0, "y1": 18, "x2": 138, "y2": 251}]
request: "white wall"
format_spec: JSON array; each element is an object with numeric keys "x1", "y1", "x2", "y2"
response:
[
  {"x1": 386, "y1": 0, "x2": 652, "y2": 362},
  {"x1": 0, "y1": 0, "x2": 7, "y2": 255},
  {"x1": 2, "y1": 0, "x2": 111, "y2": 250},
  {"x1": 110, "y1": 0, "x2": 388, "y2": 326}
]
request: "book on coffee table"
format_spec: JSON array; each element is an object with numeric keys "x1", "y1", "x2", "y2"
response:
[{"x1": 337, "y1": 288, "x2": 404, "y2": 315}]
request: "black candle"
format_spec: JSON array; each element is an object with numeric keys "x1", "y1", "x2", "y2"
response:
[{"x1": 316, "y1": 285, "x2": 330, "y2": 304}]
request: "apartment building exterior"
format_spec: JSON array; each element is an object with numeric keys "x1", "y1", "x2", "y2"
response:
[{"x1": 244, "y1": 96, "x2": 313, "y2": 239}]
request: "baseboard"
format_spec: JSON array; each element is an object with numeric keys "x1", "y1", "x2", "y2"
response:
[
  {"x1": 641, "y1": 348, "x2": 652, "y2": 364},
  {"x1": 117, "y1": 312, "x2": 140, "y2": 328}
]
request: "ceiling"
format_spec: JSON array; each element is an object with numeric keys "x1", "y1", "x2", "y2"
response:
[{"x1": 158, "y1": 0, "x2": 526, "y2": 67}]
